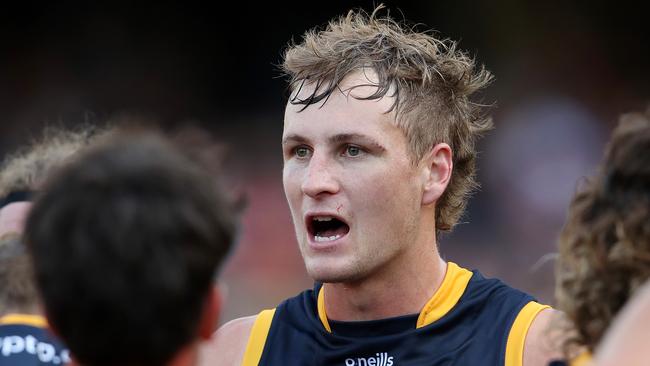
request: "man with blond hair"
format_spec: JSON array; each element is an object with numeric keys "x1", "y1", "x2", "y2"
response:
[{"x1": 205, "y1": 6, "x2": 558, "y2": 366}]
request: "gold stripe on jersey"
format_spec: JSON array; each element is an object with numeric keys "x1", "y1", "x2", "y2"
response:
[
  {"x1": 242, "y1": 308, "x2": 276, "y2": 366},
  {"x1": 0, "y1": 313, "x2": 48, "y2": 328},
  {"x1": 505, "y1": 301, "x2": 551, "y2": 366},
  {"x1": 416, "y1": 262, "x2": 473, "y2": 328},
  {"x1": 316, "y1": 261, "x2": 474, "y2": 332},
  {"x1": 317, "y1": 287, "x2": 332, "y2": 332}
]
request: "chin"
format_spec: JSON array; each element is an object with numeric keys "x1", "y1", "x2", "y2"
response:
[{"x1": 305, "y1": 260, "x2": 364, "y2": 284}]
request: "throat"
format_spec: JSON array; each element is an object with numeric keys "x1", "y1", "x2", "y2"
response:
[{"x1": 319, "y1": 260, "x2": 449, "y2": 322}]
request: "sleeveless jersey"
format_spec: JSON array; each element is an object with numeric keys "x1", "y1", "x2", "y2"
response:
[
  {"x1": 0, "y1": 314, "x2": 69, "y2": 365},
  {"x1": 242, "y1": 262, "x2": 549, "y2": 366}
]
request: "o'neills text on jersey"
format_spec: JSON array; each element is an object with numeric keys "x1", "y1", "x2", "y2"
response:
[{"x1": 345, "y1": 352, "x2": 394, "y2": 366}]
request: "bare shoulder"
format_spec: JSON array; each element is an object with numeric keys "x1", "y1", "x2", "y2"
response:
[
  {"x1": 595, "y1": 281, "x2": 650, "y2": 366},
  {"x1": 198, "y1": 315, "x2": 257, "y2": 366},
  {"x1": 523, "y1": 308, "x2": 563, "y2": 366}
]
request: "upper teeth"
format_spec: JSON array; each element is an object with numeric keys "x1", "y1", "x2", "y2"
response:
[{"x1": 314, "y1": 217, "x2": 333, "y2": 222}]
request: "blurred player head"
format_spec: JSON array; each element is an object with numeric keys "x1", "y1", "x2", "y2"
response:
[
  {"x1": 25, "y1": 131, "x2": 236, "y2": 366},
  {"x1": 281, "y1": 6, "x2": 492, "y2": 282},
  {"x1": 556, "y1": 108, "x2": 650, "y2": 354},
  {"x1": 0, "y1": 127, "x2": 100, "y2": 238},
  {"x1": 0, "y1": 126, "x2": 103, "y2": 317}
]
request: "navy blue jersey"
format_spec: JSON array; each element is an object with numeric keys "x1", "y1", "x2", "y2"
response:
[
  {"x1": 0, "y1": 314, "x2": 69, "y2": 365},
  {"x1": 242, "y1": 262, "x2": 549, "y2": 366}
]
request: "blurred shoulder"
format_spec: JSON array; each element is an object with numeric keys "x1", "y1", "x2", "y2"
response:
[
  {"x1": 595, "y1": 281, "x2": 650, "y2": 366},
  {"x1": 198, "y1": 315, "x2": 256, "y2": 366}
]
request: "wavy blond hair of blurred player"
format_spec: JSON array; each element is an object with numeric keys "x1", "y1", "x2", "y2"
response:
[
  {"x1": 0, "y1": 126, "x2": 108, "y2": 238},
  {"x1": 0, "y1": 235, "x2": 40, "y2": 314},
  {"x1": 556, "y1": 108, "x2": 650, "y2": 357},
  {"x1": 282, "y1": 4, "x2": 493, "y2": 233},
  {"x1": 0, "y1": 126, "x2": 106, "y2": 199}
]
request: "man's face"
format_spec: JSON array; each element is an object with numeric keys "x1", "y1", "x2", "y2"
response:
[{"x1": 282, "y1": 71, "x2": 425, "y2": 283}]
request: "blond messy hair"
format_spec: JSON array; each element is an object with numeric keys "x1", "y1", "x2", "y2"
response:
[
  {"x1": 556, "y1": 109, "x2": 650, "y2": 353},
  {"x1": 282, "y1": 5, "x2": 493, "y2": 232},
  {"x1": 0, "y1": 126, "x2": 105, "y2": 197},
  {"x1": 0, "y1": 235, "x2": 39, "y2": 312}
]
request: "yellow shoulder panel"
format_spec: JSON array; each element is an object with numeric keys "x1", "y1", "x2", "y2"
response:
[
  {"x1": 241, "y1": 308, "x2": 276, "y2": 366},
  {"x1": 504, "y1": 301, "x2": 551, "y2": 366}
]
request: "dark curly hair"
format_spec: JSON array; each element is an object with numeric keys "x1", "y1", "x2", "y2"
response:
[
  {"x1": 281, "y1": 5, "x2": 493, "y2": 232},
  {"x1": 556, "y1": 108, "x2": 650, "y2": 354}
]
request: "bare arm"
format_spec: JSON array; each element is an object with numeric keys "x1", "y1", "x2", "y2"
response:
[
  {"x1": 198, "y1": 316, "x2": 256, "y2": 366},
  {"x1": 523, "y1": 308, "x2": 564, "y2": 366}
]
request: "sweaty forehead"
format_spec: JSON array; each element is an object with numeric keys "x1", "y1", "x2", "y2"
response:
[{"x1": 288, "y1": 68, "x2": 393, "y2": 106}]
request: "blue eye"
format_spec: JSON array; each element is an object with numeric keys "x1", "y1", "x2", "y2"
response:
[
  {"x1": 346, "y1": 145, "x2": 361, "y2": 157},
  {"x1": 295, "y1": 146, "x2": 310, "y2": 158}
]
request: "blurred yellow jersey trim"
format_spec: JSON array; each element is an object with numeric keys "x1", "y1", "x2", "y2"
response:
[
  {"x1": 242, "y1": 308, "x2": 276, "y2": 366},
  {"x1": 0, "y1": 313, "x2": 48, "y2": 328},
  {"x1": 505, "y1": 301, "x2": 551, "y2": 366},
  {"x1": 570, "y1": 352, "x2": 592, "y2": 366}
]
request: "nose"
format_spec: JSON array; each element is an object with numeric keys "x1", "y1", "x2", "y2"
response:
[{"x1": 301, "y1": 153, "x2": 339, "y2": 198}]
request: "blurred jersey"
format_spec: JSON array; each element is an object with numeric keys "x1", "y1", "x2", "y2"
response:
[
  {"x1": 0, "y1": 314, "x2": 69, "y2": 365},
  {"x1": 242, "y1": 262, "x2": 548, "y2": 366}
]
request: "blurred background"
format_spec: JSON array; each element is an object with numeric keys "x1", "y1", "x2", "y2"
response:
[{"x1": 1, "y1": 1, "x2": 648, "y2": 322}]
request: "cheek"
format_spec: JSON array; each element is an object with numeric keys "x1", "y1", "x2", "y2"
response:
[
  {"x1": 352, "y1": 169, "x2": 420, "y2": 230},
  {"x1": 282, "y1": 166, "x2": 300, "y2": 200},
  {"x1": 282, "y1": 165, "x2": 305, "y2": 223}
]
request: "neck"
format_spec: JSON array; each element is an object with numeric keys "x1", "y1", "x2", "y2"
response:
[{"x1": 324, "y1": 214, "x2": 447, "y2": 321}]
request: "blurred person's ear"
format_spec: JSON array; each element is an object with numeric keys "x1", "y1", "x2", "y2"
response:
[
  {"x1": 0, "y1": 202, "x2": 33, "y2": 236},
  {"x1": 199, "y1": 285, "x2": 222, "y2": 340}
]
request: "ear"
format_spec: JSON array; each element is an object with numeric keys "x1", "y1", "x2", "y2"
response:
[
  {"x1": 420, "y1": 143, "x2": 453, "y2": 206},
  {"x1": 198, "y1": 284, "x2": 222, "y2": 340}
]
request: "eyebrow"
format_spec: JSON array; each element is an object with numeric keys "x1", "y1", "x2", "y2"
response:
[
  {"x1": 282, "y1": 133, "x2": 386, "y2": 152},
  {"x1": 282, "y1": 134, "x2": 309, "y2": 146},
  {"x1": 328, "y1": 133, "x2": 386, "y2": 152}
]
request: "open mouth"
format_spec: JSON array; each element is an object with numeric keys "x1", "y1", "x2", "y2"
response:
[{"x1": 307, "y1": 215, "x2": 350, "y2": 243}]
